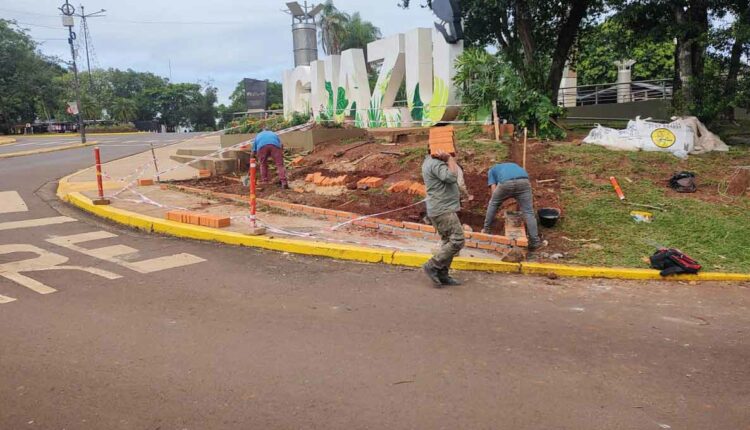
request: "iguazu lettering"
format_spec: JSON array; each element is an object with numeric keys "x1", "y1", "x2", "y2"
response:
[{"x1": 283, "y1": 28, "x2": 463, "y2": 128}]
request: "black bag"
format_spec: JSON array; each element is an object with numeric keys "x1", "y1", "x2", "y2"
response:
[
  {"x1": 650, "y1": 248, "x2": 702, "y2": 276},
  {"x1": 669, "y1": 171, "x2": 697, "y2": 193}
]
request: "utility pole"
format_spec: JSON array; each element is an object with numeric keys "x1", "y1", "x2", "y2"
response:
[
  {"x1": 77, "y1": 4, "x2": 106, "y2": 87},
  {"x1": 60, "y1": 0, "x2": 86, "y2": 144}
]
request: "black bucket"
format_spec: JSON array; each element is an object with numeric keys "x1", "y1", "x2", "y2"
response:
[{"x1": 538, "y1": 208, "x2": 560, "y2": 228}]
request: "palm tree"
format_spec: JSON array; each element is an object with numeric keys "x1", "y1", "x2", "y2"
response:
[
  {"x1": 317, "y1": 0, "x2": 349, "y2": 55},
  {"x1": 112, "y1": 97, "x2": 137, "y2": 123},
  {"x1": 340, "y1": 12, "x2": 381, "y2": 53}
]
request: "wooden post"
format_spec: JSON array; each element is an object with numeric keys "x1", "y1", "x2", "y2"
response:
[
  {"x1": 92, "y1": 147, "x2": 110, "y2": 205},
  {"x1": 522, "y1": 127, "x2": 528, "y2": 169},
  {"x1": 492, "y1": 100, "x2": 500, "y2": 142},
  {"x1": 247, "y1": 157, "x2": 266, "y2": 235},
  {"x1": 149, "y1": 143, "x2": 160, "y2": 183}
]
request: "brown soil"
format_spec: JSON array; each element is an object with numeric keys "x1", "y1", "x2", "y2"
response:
[{"x1": 175, "y1": 131, "x2": 568, "y2": 234}]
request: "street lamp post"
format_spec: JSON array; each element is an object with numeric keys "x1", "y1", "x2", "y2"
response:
[{"x1": 60, "y1": 0, "x2": 86, "y2": 144}]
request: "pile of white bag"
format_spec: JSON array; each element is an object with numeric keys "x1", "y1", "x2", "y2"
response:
[{"x1": 583, "y1": 116, "x2": 729, "y2": 159}]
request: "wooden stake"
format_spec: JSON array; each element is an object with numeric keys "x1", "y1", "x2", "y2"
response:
[
  {"x1": 522, "y1": 127, "x2": 528, "y2": 169},
  {"x1": 492, "y1": 100, "x2": 500, "y2": 142}
]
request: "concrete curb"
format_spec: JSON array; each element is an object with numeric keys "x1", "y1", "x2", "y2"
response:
[
  {"x1": 0, "y1": 141, "x2": 98, "y2": 159},
  {"x1": 57, "y1": 181, "x2": 750, "y2": 282},
  {"x1": 0, "y1": 137, "x2": 17, "y2": 146}
]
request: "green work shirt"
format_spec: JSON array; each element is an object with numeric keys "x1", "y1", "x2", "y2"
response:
[{"x1": 422, "y1": 155, "x2": 460, "y2": 217}]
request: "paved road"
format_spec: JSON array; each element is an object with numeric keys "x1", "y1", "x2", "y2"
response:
[
  {"x1": 1, "y1": 141, "x2": 749, "y2": 429},
  {"x1": 0, "y1": 132, "x2": 193, "y2": 155}
]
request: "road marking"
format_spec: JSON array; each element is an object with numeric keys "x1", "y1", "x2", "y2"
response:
[
  {"x1": 47, "y1": 230, "x2": 205, "y2": 274},
  {"x1": 0, "y1": 244, "x2": 121, "y2": 303},
  {"x1": 0, "y1": 191, "x2": 28, "y2": 214},
  {"x1": 127, "y1": 253, "x2": 205, "y2": 273},
  {"x1": 0, "y1": 216, "x2": 77, "y2": 231}
]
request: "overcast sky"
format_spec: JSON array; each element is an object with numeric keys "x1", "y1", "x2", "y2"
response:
[{"x1": 1, "y1": 1, "x2": 436, "y2": 104}]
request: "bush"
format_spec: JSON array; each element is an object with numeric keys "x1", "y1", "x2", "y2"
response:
[
  {"x1": 225, "y1": 112, "x2": 311, "y2": 135},
  {"x1": 454, "y1": 48, "x2": 565, "y2": 140},
  {"x1": 86, "y1": 123, "x2": 137, "y2": 133}
]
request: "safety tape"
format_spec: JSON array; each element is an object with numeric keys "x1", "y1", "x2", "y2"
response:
[{"x1": 330, "y1": 198, "x2": 427, "y2": 231}]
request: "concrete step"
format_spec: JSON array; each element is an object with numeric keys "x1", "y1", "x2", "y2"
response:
[
  {"x1": 175, "y1": 148, "x2": 220, "y2": 157},
  {"x1": 169, "y1": 154, "x2": 236, "y2": 175}
]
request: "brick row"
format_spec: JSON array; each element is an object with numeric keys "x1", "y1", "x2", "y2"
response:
[{"x1": 165, "y1": 210, "x2": 231, "y2": 228}]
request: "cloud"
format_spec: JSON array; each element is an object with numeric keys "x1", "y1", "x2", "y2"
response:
[{"x1": 6, "y1": 0, "x2": 437, "y2": 104}]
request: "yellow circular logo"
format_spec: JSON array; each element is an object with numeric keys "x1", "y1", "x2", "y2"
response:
[{"x1": 651, "y1": 128, "x2": 677, "y2": 148}]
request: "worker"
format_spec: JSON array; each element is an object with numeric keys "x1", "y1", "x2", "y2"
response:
[
  {"x1": 421, "y1": 149, "x2": 465, "y2": 287},
  {"x1": 482, "y1": 162, "x2": 547, "y2": 250},
  {"x1": 252, "y1": 129, "x2": 288, "y2": 189}
]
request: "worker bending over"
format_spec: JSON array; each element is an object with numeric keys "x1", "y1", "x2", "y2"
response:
[
  {"x1": 482, "y1": 162, "x2": 547, "y2": 251},
  {"x1": 252, "y1": 129, "x2": 289, "y2": 189}
]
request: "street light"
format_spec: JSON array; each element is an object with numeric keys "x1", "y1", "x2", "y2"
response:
[{"x1": 60, "y1": 0, "x2": 86, "y2": 143}]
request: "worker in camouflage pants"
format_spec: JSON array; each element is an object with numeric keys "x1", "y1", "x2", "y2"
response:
[{"x1": 421, "y1": 150, "x2": 465, "y2": 287}]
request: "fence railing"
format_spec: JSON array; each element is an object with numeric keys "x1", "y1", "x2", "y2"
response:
[{"x1": 558, "y1": 79, "x2": 674, "y2": 107}]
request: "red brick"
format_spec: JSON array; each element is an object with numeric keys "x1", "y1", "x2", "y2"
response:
[
  {"x1": 469, "y1": 232, "x2": 494, "y2": 242},
  {"x1": 490, "y1": 235, "x2": 513, "y2": 245},
  {"x1": 373, "y1": 218, "x2": 403, "y2": 228},
  {"x1": 291, "y1": 156, "x2": 305, "y2": 166},
  {"x1": 406, "y1": 230, "x2": 426, "y2": 238},
  {"x1": 465, "y1": 241, "x2": 479, "y2": 248},
  {"x1": 494, "y1": 245, "x2": 511, "y2": 253},
  {"x1": 418, "y1": 224, "x2": 436, "y2": 233},
  {"x1": 367, "y1": 177, "x2": 384, "y2": 187},
  {"x1": 305, "y1": 173, "x2": 315, "y2": 182},
  {"x1": 198, "y1": 169, "x2": 211, "y2": 178},
  {"x1": 138, "y1": 178, "x2": 155, "y2": 186},
  {"x1": 515, "y1": 237, "x2": 529, "y2": 247},
  {"x1": 478, "y1": 242, "x2": 495, "y2": 250},
  {"x1": 403, "y1": 222, "x2": 423, "y2": 230}
]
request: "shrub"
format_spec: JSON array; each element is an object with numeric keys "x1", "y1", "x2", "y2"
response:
[{"x1": 454, "y1": 48, "x2": 565, "y2": 140}]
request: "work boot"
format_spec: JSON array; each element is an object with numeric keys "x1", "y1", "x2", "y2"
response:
[
  {"x1": 422, "y1": 262, "x2": 443, "y2": 287},
  {"x1": 438, "y1": 268, "x2": 462, "y2": 286},
  {"x1": 529, "y1": 239, "x2": 549, "y2": 252}
]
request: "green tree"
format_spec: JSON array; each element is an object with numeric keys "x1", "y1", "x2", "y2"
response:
[
  {"x1": 112, "y1": 97, "x2": 137, "y2": 123},
  {"x1": 574, "y1": 19, "x2": 674, "y2": 85},
  {"x1": 340, "y1": 12, "x2": 382, "y2": 53},
  {"x1": 400, "y1": 0, "x2": 603, "y2": 104},
  {"x1": 0, "y1": 20, "x2": 66, "y2": 133}
]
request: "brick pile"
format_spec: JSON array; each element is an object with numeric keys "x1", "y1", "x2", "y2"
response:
[
  {"x1": 166, "y1": 210, "x2": 231, "y2": 228},
  {"x1": 356, "y1": 177, "x2": 384, "y2": 189},
  {"x1": 387, "y1": 180, "x2": 426, "y2": 197},
  {"x1": 305, "y1": 172, "x2": 348, "y2": 187},
  {"x1": 429, "y1": 126, "x2": 456, "y2": 155}
]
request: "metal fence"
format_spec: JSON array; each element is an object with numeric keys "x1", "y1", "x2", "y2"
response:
[{"x1": 558, "y1": 79, "x2": 674, "y2": 107}]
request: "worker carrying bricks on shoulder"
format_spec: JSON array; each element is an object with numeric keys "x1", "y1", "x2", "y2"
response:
[
  {"x1": 482, "y1": 162, "x2": 547, "y2": 251},
  {"x1": 253, "y1": 129, "x2": 289, "y2": 189},
  {"x1": 421, "y1": 149, "x2": 465, "y2": 287}
]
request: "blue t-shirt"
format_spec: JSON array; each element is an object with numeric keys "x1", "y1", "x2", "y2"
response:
[
  {"x1": 487, "y1": 163, "x2": 529, "y2": 185},
  {"x1": 253, "y1": 130, "x2": 281, "y2": 152}
]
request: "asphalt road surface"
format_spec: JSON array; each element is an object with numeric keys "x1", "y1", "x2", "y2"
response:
[
  {"x1": 0, "y1": 132, "x2": 189, "y2": 155},
  {"x1": 1, "y1": 137, "x2": 748, "y2": 429}
]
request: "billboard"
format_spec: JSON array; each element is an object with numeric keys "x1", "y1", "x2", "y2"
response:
[{"x1": 243, "y1": 78, "x2": 269, "y2": 111}]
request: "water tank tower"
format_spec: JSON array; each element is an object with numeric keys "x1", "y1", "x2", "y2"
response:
[{"x1": 286, "y1": 1, "x2": 322, "y2": 67}]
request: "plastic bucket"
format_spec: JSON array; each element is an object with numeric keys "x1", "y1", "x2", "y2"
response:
[{"x1": 538, "y1": 208, "x2": 560, "y2": 228}]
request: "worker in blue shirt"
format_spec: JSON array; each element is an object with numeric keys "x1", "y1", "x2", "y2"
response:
[
  {"x1": 482, "y1": 162, "x2": 547, "y2": 250},
  {"x1": 252, "y1": 129, "x2": 288, "y2": 189}
]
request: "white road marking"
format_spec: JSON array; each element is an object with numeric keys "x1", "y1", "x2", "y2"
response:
[
  {"x1": 0, "y1": 191, "x2": 28, "y2": 214},
  {"x1": 0, "y1": 216, "x2": 77, "y2": 231},
  {"x1": 126, "y1": 253, "x2": 205, "y2": 273},
  {"x1": 0, "y1": 244, "x2": 121, "y2": 303},
  {"x1": 47, "y1": 230, "x2": 205, "y2": 274}
]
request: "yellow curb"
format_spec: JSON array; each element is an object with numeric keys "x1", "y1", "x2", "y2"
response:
[
  {"x1": 57, "y1": 185, "x2": 750, "y2": 282},
  {"x1": 16, "y1": 132, "x2": 147, "y2": 138},
  {"x1": 0, "y1": 141, "x2": 98, "y2": 159},
  {"x1": 0, "y1": 137, "x2": 16, "y2": 146}
]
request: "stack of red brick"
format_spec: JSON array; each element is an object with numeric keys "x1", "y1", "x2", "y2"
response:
[
  {"x1": 305, "y1": 172, "x2": 348, "y2": 187},
  {"x1": 356, "y1": 177, "x2": 384, "y2": 189},
  {"x1": 166, "y1": 210, "x2": 231, "y2": 228},
  {"x1": 388, "y1": 180, "x2": 426, "y2": 197},
  {"x1": 428, "y1": 126, "x2": 456, "y2": 155}
]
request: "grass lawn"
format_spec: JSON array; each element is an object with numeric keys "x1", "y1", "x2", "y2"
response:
[{"x1": 543, "y1": 144, "x2": 750, "y2": 272}]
